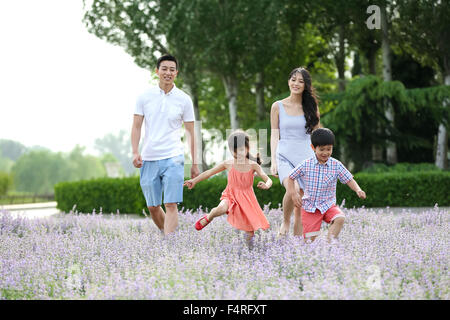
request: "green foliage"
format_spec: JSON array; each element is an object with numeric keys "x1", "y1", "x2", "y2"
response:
[
  {"x1": 55, "y1": 171, "x2": 450, "y2": 214},
  {"x1": 322, "y1": 76, "x2": 450, "y2": 169},
  {"x1": 337, "y1": 172, "x2": 450, "y2": 208},
  {"x1": 407, "y1": 85, "x2": 450, "y2": 127},
  {"x1": 0, "y1": 152, "x2": 14, "y2": 173},
  {"x1": 11, "y1": 147, "x2": 106, "y2": 194},
  {"x1": 0, "y1": 139, "x2": 27, "y2": 161},
  {"x1": 0, "y1": 171, "x2": 13, "y2": 196},
  {"x1": 394, "y1": 0, "x2": 450, "y2": 77},
  {"x1": 11, "y1": 150, "x2": 65, "y2": 194},
  {"x1": 361, "y1": 162, "x2": 442, "y2": 173},
  {"x1": 95, "y1": 130, "x2": 134, "y2": 175}
]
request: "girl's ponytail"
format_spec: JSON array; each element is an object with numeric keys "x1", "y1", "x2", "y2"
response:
[{"x1": 247, "y1": 152, "x2": 262, "y2": 165}]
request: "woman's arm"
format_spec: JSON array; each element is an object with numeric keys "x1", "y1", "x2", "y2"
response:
[
  {"x1": 270, "y1": 102, "x2": 280, "y2": 176},
  {"x1": 183, "y1": 161, "x2": 227, "y2": 189}
]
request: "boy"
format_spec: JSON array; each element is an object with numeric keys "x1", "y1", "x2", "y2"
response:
[{"x1": 286, "y1": 128, "x2": 366, "y2": 242}]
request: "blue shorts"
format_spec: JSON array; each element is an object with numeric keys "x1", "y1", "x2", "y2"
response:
[{"x1": 139, "y1": 154, "x2": 185, "y2": 206}]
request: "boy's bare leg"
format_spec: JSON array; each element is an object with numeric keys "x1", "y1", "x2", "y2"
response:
[
  {"x1": 163, "y1": 203, "x2": 179, "y2": 235},
  {"x1": 304, "y1": 235, "x2": 318, "y2": 243},
  {"x1": 148, "y1": 205, "x2": 165, "y2": 231},
  {"x1": 292, "y1": 189, "x2": 304, "y2": 236},
  {"x1": 327, "y1": 217, "x2": 345, "y2": 241}
]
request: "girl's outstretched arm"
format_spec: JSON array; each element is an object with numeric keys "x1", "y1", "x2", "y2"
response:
[
  {"x1": 253, "y1": 163, "x2": 272, "y2": 190},
  {"x1": 183, "y1": 161, "x2": 227, "y2": 189}
]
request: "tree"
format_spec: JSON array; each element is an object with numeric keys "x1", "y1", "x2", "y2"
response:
[
  {"x1": 0, "y1": 150, "x2": 14, "y2": 173},
  {"x1": 322, "y1": 76, "x2": 411, "y2": 171},
  {"x1": 11, "y1": 150, "x2": 65, "y2": 194},
  {"x1": 0, "y1": 139, "x2": 27, "y2": 161},
  {"x1": 65, "y1": 145, "x2": 107, "y2": 182},
  {"x1": 95, "y1": 130, "x2": 135, "y2": 175},
  {"x1": 0, "y1": 171, "x2": 13, "y2": 196},
  {"x1": 395, "y1": 0, "x2": 450, "y2": 169},
  {"x1": 11, "y1": 147, "x2": 106, "y2": 194},
  {"x1": 161, "y1": 0, "x2": 282, "y2": 130}
]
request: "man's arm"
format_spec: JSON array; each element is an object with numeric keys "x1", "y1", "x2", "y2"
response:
[
  {"x1": 131, "y1": 115, "x2": 144, "y2": 168},
  {"x1": 184, "y1": 121, "x2": 199, "y2": 178}
]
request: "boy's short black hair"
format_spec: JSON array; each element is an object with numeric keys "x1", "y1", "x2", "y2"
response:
[
  {"x1": 157, "y1": 54, "x2": 178, "y2": 70},
  {"x1": 311, "y1": 128, "x2": 335, "y2": 147}
]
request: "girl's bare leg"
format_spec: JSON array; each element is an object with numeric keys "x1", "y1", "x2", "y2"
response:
[
  {"x1": 198, "y1": 200, "x2": 229, "y2": 227},
  {"x1": 245, "y1": 231, "x2": 255, "y2": 240},
  {"x1": 245, "y1": 231, "x2": 255, "y2": 248}
]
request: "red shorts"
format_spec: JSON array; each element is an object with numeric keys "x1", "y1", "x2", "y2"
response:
[{"x1": 301, "y1": 205, "x2": 345, "y2": 238}]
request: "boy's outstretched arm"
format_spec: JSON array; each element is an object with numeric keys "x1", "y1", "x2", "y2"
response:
[
  {"x1": 253, "y1": 163, "x2": 272, "y2": 190},
  {"x1": 346, "y1": 179, "x2": 366, "y2": 199},
  {"x1": 183, "y1": 161, "x2": 227, "y2": 189}
]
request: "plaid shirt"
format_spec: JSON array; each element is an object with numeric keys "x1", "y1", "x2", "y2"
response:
[{"x1": 289, "y1": 156, "x2": 353, "y2": 214}]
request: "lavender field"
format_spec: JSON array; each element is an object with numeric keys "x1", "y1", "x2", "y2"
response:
[{"x1": 0, "y1": 206, "x2": 448, "y2": 300}]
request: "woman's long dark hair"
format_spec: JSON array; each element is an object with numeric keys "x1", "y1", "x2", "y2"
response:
[
  {"x1": 228, "y1": 130, "x2": 262, "y2": 165},
  {"x1": 288, "y1": 67, "x2": 320, "y2": 134}
]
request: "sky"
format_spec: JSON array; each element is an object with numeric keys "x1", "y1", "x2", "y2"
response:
[{"x1": 0, "y1": 0, "x2": 154, "y2": 155}]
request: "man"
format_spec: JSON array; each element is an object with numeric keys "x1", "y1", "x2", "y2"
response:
[{"x1": 131, "y1": 54, "x2": 199, "y2": 235}]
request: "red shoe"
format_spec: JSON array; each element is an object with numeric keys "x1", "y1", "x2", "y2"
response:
[{"x1": 194, "y1": 214, "x2": 210, "y2": 230}]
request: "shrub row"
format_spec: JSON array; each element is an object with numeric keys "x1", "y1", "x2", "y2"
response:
[{"x1": 54, "y1": 171, "x2": 450, "y2": 214}]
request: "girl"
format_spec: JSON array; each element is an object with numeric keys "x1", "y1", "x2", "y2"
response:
[
  {"x1": 183, "y1": 130, "x2": 272, "y2": 241},
  {"x1": 270, "y1": 67, "x2": 321, "y2": 237}
]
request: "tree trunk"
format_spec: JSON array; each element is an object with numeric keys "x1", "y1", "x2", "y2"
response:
[
  {"x1": 185, "y1": 82, "x2": 208, "y2": 172},
  {"x1": 335, "y1": 28, "x2": 347, "y2": 164},
  {"x1": 335, "y1": 25, "x2": 346, "y2": 92},
  {"x1": 222, "y1": 75, "x2": 240, "y2": 130},
  {"x1": 192, "y1": 94, "x2": 209, "y2": 172},
  {"x1": 255, "y1": 71, "x2": 269, "y2": 169},
  {"x1": 351, "y1": 51, "x2": 362, "y2": 77},
  {"x1": 255, "y1": 71, "x2": 265, "y2": 121},
  {"x1": 435, "y1": 73, "x2": 449, "y2": 169},
  {"x1": 381, "y1": 4, "x2": 397, "y2": 164},
  {"x1": 367, "y1": 48, "x2": 377, "y2": 75}
]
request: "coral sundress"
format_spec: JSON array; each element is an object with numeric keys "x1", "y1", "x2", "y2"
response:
[{"x1": 220, "y1": 166, "x2": 270, "y2": 232}]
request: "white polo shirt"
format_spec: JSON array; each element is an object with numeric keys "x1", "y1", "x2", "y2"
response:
[{"x1": 134, "y1": 83, "x2": 195, "y2": 161}]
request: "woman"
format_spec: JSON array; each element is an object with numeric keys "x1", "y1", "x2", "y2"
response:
[{"x1": 270, "y1": 67, "x2": 321, "y2": 237}]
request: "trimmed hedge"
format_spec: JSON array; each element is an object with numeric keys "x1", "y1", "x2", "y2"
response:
[
  {"x1": 55, "y1": 177, "x2": 144, "y2": 214},
  {"x1": 54, "y1": 171, "x2": 450, "y2": 214},
  {"x1": 335, "y1": 172, "x2": 450, "y2": 207}
]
